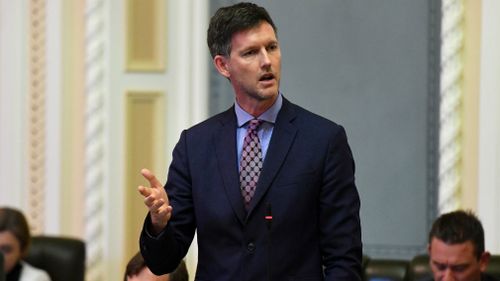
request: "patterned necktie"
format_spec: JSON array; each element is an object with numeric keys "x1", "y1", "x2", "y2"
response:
[{"x1": 240, "y1": 119, "x2": 264, "y2": 209}]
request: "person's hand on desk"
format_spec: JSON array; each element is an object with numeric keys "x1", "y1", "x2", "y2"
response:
[{"x1": 138, "y1": 168, "x2": 172, "y2": 235}]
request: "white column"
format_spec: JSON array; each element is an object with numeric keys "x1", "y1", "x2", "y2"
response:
[
  {"x1": 84, "y1": 0, "x2": 107, "y2": 279},
  {"x1": 45, "y1": 0, "x2": 62, "y2": 234},
  {"x1": 438, "y1": 0, "x2": 464, "y2": 214},
  {"x1": 0, "y1": 0, "x2": 27, "y2": 207},
  {"x1": 477, "y1": 0, "x2": 500, "y2": 255},
  {"x1": 171, "y1": 1, "x2": 209, "y2": 279},
  {"x1": 190, "y1": 0, "x2": 209, "y2": 125}
]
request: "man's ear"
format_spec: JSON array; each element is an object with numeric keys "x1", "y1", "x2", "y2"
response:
[
  {"x1": 213, "y1": 55, "x2": 230, "y2": 79},
  {"x1": 426, "y1": 243, "x2": 432, "y2": 265},
  {"x1": 479, "y1": 251, "x2": 491, "y2": 272}
]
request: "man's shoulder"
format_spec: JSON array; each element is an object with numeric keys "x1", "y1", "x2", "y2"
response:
[
  {"x1": 183, "y1": 98, "x2": 346, "y2": 134},
  {"x1": 483, "y1": 272, "x2": 500, "y2": 281},
  {"x1": 282, "y1": 98, "x2": 345, "y2": 137},
  {"x1": 185, "y1": 107, "x2": 234, "y2": 132}
]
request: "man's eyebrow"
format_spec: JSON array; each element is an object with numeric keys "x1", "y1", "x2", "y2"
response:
[
  {"x1": 0, "y1": 244, "x2": 13, "y2": 250},
  {"x1": 432, "y1": 260, "x2": 445, "y2": 266},
  {"x1": 432, "y1": 260, "x2": 469, "y2": 268},
  {"x1": 450, "y1": 263, "x2": 469, "y2": 269}
]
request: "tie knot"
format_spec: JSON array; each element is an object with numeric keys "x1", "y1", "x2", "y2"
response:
[{"x1": 248, "y1": 119, "x2": 263, "y2": 131}]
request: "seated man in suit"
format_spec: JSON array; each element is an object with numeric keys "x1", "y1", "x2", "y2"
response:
[
  {"x1": 124, "y1": 252, "x2": 188, "y2": 281},
  {"x1": 425, "y1": 210, "x2": 497, "y2": 281}
]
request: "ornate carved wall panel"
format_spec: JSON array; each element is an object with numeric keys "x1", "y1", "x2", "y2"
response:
[
  {"x1": 27, "y1": 0, "x2": 47, "y2": 235},
  {"x1": 126, "y1": 0, "x2": 166, "y2": 71},
  {"x1": 124, "y1": 91, "x2": 166, "y2": 262}
]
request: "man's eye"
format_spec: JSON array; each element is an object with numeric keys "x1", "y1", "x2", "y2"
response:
[
  {"x1": 451, "y1": 265, "x2": 467, "y2": 272},
  {"x1": 0, "y1": 245, "x2": 13, "y2": 254},
  {"x1": 434, "y1": 263, "x2": 447, "y2": 271},
  {"x1": 243, "y1": 50, "x2": 256, "y2": 56}
]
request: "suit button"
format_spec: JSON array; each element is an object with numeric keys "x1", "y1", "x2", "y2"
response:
[{"x1": 247, "y1": 242, "x2": 256, "y2": 252}]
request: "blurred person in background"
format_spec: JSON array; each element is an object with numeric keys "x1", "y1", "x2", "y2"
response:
[
  {"x1": 0, "y1": 207, "x2": 51, "y2": 281},
  {"x1": 424, "y1": 210, "x2": 497, "y2": 281},
  {"x1": 124, "y1": 251, "x2": 188, "y2": 281}
]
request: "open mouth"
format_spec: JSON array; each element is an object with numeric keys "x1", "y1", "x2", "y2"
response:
[{"x1": 259, "y1": 73, "x2": 275, "y2": 81}]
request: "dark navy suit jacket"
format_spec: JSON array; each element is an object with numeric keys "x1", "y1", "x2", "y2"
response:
[
  {"x1": 140, "y1": 98, "x2": 362, "y2": 281},
  {"x1": 418, "y1": 273, "x2": 499, "y2": 281}
]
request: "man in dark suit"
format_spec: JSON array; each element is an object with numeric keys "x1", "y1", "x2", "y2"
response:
[
  {"x1": 138, "y1": 2, "x2": 362, "y2": 280},
  {"x1": 423, "y1": 210, "x2": 498, "y2": 281}
]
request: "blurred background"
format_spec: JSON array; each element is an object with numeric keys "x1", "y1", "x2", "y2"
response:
[{"x1": 1, "y1": 0, "x2": 498, "y2": 280}]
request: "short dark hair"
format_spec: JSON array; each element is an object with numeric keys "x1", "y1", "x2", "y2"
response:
[
  {"x1": 207, "y1": 2, "x2": 277, "y2": 58},
  {"x1": 0, "y1": 207, "x2": 32, "y2": 256},
  {"x1": 123, "y1": 251, "x2": 189, "y2": 281},
  {"x1": 124, "y1": 251, "x2": 146, "y2": 280},
  {"x1": 429, "y1": 210, "x2": 485, "y2": 259}
]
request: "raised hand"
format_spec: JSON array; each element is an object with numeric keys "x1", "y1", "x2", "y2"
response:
[{"x1": 138, "y1": 168, "x2": 172, "y2": 234}]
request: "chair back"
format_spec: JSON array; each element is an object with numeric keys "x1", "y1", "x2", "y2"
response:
[
  {"x1": 0, "y1": 252, "x2": 5, "y2": 281},
  {"x1": 364, "y1": 258, "x2": 409, "y2": 281},
  {"x1": 408, "y1": 254, "x2": 431, "y2": 281},
  {"x1": 25, "y1": 236, "x2": 85, "y2": 281},
  {"x1": 488, "y1": 255, "x2": 500, "y2": 280}
]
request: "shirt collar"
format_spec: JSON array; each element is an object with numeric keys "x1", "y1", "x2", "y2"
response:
[{"x1": 235, "y1": 93, "x2": 283, "y2": 127}]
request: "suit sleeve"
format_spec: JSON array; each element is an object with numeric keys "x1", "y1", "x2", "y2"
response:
[
  {"x1": 321, "y1": 126, "x2": 363, "y2": 281},
  {"x1": 139, "y1": 130, "x2": 196, "y2": 275}
]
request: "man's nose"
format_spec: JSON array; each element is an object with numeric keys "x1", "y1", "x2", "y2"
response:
[
  {"x1": 441, "y1": 269, "x2": 456, "y2": 281},
  {"x1": 260, "y1": 50, "x2": 271, "y2": 67}
]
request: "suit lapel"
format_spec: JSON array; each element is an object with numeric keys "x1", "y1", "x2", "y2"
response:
[
  {"x1": 247, "y1": 99, "x2": 298, "y2": 215},
  {"x1": 214, "y1": 108, "x2": 247, "y2": 225}
]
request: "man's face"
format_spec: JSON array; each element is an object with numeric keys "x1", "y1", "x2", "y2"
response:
[
  {"x1": 0, "y1": 231, "x2": 23, "y2": 273},
  {"x1": 429, "y1": 237, "x2": 490, "y2": 281},
  {"x1": 214, "y1": 21, "x2": 281, "y2": 110}
]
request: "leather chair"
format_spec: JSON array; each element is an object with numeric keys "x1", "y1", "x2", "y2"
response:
[
  {"x1": 0, "y1": 252, "x2": 5, "y2": 281},
  {"x1": 364, "y1": 258, "x2": 409, "y2": 281},
  {"x1": 408, "y1": 254, "x2": 432, "y2": 281},
  {"x1": 488, "y1": 255, "x2": 500, "y2": 279},
  {"x1": 25, "y1": 236, "x2": 86, "y2": 281}
]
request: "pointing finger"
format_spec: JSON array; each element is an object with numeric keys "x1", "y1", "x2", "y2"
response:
[{"x1": 141, "y1": 168, "x2": 163, "y2": 189}]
